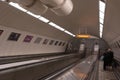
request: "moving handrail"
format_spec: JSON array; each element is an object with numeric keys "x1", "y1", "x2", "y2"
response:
[
  {"x1": 89, "y1": 61, "x2": 99, "y2": 80},
  {"x1": 41, "y1": 60, "x2": 81, "y2": 80},
  {"x1": 0, "y1": 53, "x2": 80, "y2": 71},
  {"x1": 0, "y1": 52, "x2": 70, "y2": 64},
  {"x1": 84, "y1": 57, "x2": 99, "y2": 80},
  {"x1": 0, "y1": 53, "x2": 82, "y2": 80}
]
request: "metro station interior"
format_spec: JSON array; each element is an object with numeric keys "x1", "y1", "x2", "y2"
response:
[{"x1": 0, "y1": 0, "x2": 120, "y2": 80}]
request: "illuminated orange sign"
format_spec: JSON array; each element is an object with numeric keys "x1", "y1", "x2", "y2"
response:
[{"x1": 76, "y1": 34, "x2": 90, "y2": 38}]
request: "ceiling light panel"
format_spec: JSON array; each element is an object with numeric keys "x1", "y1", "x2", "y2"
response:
[
  {"x1": 38, "y1": 17, "x2": 49, "y2": 23},
  {"x1": 48, "y1": 22, "x2": 65, "y2": 31},
  {"x1": 9, "y1": 2, "x2": 27, "y2": 12},
  {"x1": 26, "y1": 11, "x2": 40, "y2": 18}
]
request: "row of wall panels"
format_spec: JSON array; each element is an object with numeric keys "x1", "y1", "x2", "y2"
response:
[{"x1": 0, "y1": 25, "x2": 67, "y2": 56}]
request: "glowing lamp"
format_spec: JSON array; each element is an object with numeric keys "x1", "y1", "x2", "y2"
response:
[{"x1": 76, "y1": 34, "x2": 90, "y2": 38}]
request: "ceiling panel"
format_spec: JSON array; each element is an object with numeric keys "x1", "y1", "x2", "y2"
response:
[{"x1": 43, "y1": 0, "x2": 99, "y2": 36}]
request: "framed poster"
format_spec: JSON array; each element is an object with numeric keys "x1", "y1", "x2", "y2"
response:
[
  {"x1": 0, "y1": 30, "x2": 3, "y2": 36},
  {"x1": 34, "y1": 37, "x2": 42, "y2": 44},
  {"x1": 43, "y1": 39, "x2": 49, "y2": 45},
  {"x1": 54, "y1": 41, "x2": 59, "y2": 45},
  {"x1": 23, "y1": 35, "x2": 33, "y2": 42},
  {"x1": 58, "y1": 42, "x2": 62, "y2": 46},
  {"x1": 62, "y1": 42, "x2": 66, "y2": 46},
  {"x1": 49, "y1": 40, "x2": 54, "y2": 45},
  {"x1": 8, "y1": 32, "x2": 21, "y2": 41}
]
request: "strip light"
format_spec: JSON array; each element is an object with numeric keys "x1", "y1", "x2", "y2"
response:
[
  {"x1": 9, "y1": 2, "x2": 27, "y2": 12},
  {"x1": 38, "y1": 17, "x2": 49, "y2": 23},
  {"x1": 1, "y1": 0, "x2": 6, "y2": 1},
  {"x1": 48, "y1": 22, "x2": 65, "y2": 31},
  {"x1": 26, "y1": 11, "x2": 40, "y2": 18},
  {"x1": 64, "y1": 30, "x2": 74, "y2": 36},
  {"x1": 99, "y1": 1, "x2": 106, "y2": 38}
]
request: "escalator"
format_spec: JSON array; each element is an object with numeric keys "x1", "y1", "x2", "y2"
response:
[
  {"x1": 0, "y1": 53, "x2": 83, "y2": 80},
  {"x1": 54, "y1": 55, "x2": 98, "y2": 80}
]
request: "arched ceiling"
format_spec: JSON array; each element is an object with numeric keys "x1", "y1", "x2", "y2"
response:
[
  {"x1": 0, "y1": 0, "x2": 99, "y2": 40},
  {"x1": 43, "y1": 0, "x2": 99, "y2": 36}
]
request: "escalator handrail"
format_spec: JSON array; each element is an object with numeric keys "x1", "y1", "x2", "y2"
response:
[{"x1": 0, "y1": 53, "x2": 81, "y2": 71}]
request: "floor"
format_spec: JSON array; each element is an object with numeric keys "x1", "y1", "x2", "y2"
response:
[{"x1": 98, "y1": 61, "x2": 117, "y2": 80}]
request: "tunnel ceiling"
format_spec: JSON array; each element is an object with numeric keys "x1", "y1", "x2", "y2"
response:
[
  {"x1": 43, "y1": 0, "x2": 99, "y2": 37},
  {"x1": 0, "y1": 0, "x2": 99, "y2": 39},
  {"x1": 103, "y1": 0, "x2": 120, "y2": 44}
]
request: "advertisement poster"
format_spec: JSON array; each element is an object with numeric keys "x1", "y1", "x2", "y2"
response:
[
  {"x1": 23, "y1": 35, "x2": 33, "y2": 42},
  {"x1": 8, "y1": 32, "x2": 21, "y2": 41},
  {"x1": 49, "y1": 40, "x2": 54, "y2": 45},
  {"x1": 58, "y1": 42, "x2": 62, "y2": 46},
  {"x1": 43, "y1": 39, "x2": 49, "y2": 45},
  {"x1": 34, "y1": 37, "x2": 42, "y2": 44},
  {"x1": 55, "y1": 41, "x2": 59, "y2": 45}
]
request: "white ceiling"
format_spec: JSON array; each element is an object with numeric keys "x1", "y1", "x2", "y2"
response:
[
  {"x1": 0, "y1": 0, "x2": 100, "y2": 41},
  {"x1": 43, "y1": 0, "x2": 99, "y2": 36}
]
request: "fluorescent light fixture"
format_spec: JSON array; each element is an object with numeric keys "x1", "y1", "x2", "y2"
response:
[
  {"x1": 64, "y1": 30, "x2": 75, "y2": 37},
  {"x1": 99, "y1": 1, "x2": 105, "y2": 12},
  {"x1": 100, "y1": 12, "x2": 104, "y2": 19},
  {"x1": 8, "y1": 2, "x2": 48, "y2": 22},
  {"x1": 100, "y1": 23, "x2": 103, "y2": 27},
  {"x1": 64, "y1": 30, "x2": 74, "y2": 36},
  {"x1": 9, "y1": 2, "x2": 27, "y2": 12},
  {"x1": 100, "y1": 18, "x2": 104, "y2": 24},
  {"x1": 48, "y1": 22, "x2": 56, "y2": 27},
  {"x1": 100, "y1": 26, "x2": 103, "y2": 32},
  {"x1": 38, "y1": 17, "x2": 49, "y2": 23},
  {"x1": 48, "y1": 22, "x2": 65, "y2": 31},
  {"x1": 72, "y1": 34, "x2": 76, "y2": 37},
  {"x1": 26, "y1": 11, "x2": 40, "y2": 18},
  {"x1": 70, "y1": 34, "x2": 75, "y2": 37},
  {"x1": 100, "y1": 10, "x2": 104, "y2": 14},
  {"x1": 99, "y1": 0, "x2": 106, "y2": 38},
  {"x1": 64, "y1": 30, "x2": 71, "y2": 35},
  {"x1": 1, "y1": 0, "x2": 6, "y2": 1},
  {"x1": 100, "y1": 32, "x2": 102, "y2": 38}
]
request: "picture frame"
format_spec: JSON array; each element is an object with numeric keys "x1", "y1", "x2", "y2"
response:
[
  {"x1": 8, "y1": 32, "x2": 21, "y2": 41},
  {"x1": 43, "y1": 39, "x2": 49, "y2": 45},
  {"x1": 49, "y1": 40, "x2": 54, "y2": 45},
  {"x1": 23, "y1": 35, "x2": 33, "y2": 42},
  {"x1": 34, "y1": 37, "x2": 42, "y2": 44}
]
